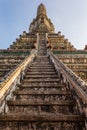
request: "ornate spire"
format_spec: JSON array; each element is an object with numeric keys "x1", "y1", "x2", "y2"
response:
[
  {"x1": 37, "y1": 3, "x2": 47, "y2": 17},
  {"x1": 29, "y1": 3, "x2": 55, "y2": 33}
]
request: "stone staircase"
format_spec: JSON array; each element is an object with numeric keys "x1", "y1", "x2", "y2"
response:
[
  {"x1": 0, "y1": 55, "x2": 84, "y2": 130},
  {"x1": 37, "y1": 34, "x2": 47, "y2": 56},
  {"x1": 38, "y1": 40, "x2": 47, "y2": 56}
]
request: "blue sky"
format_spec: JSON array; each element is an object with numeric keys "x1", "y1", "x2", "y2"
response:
[{"x1": 0, "y1": 0, "x2": 87, "y2": 49}]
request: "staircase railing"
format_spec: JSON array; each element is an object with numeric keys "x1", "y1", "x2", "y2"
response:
[
  {"x1": 48, "y1": 50, "x2": 87, "y2": 129},
  {"x1": 0, "y1": 50, "x2": 36, "y2": 114}
]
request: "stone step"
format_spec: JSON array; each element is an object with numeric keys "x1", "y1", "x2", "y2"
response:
[
  {"x1": 27, "y1": 69, "x2": 56, "y2": 72},
  {"x1": 15, "y1": 94, "x2": 70, "y2": 101},
  {"x1": 35, "y1": 55, "x2": 48, "y2": 58},
  {"x1": 34, "y1": 59, "x2": 49, "y2": 61},
  {"x1": 0, "y1": 118, "x2": 84, "y2": 130},
  {"x1": 8, "y1": 101, "x2": 75, "y2": 114},
  {"x1": 25, "y1": 75, "x2": 58, "y2": 78},
  {"x1": 17, "y1": 85, "x2": 66, "y2": 92},
  {"x1": 34, "y1": 57, "x2": 49, "y2": 60},
  {"x1": 26, "y1": 71, "x2": 57, "y2": 75},
  {"x1": 34, "y1": 58, "x2": 49, "y2": 61},
  {"x1": 29, "y1": 66, "x2": 54, "y2": 69},
  {"x1": 18, "y1": 86, "x2": 67, "y2": 92},
  {"x1": 13, "y1": 90, "x2": 70, "y2": 95},
  {"x1": 31, "y1": 62, "x2": 50, "y2": 65},
  {"x1": 7, "y1": 100, "x2": 74, "y2": 106},
  {"x1": 30, "y1": 64, "x2": 52, "y2": 67},
  {"x1": 18, "y1": 83, "x2": 65, "y2": 88},
  {"x1": 0, "y1": 114, "x2": 84, "y2": 122},
  {"x1": 28, "y1": 67, "x2": 55, "y2": 71},
  {"x1": 23, "y1": 78, "x2": 59, "y2": 83}
]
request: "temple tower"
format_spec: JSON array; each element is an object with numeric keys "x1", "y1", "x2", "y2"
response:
[
  {"x1": 0, "y1": 3, "x2": 86, "y2": 130},
  {"x1": 29, "y1": 3, "x2": 55, "y2": 33}
]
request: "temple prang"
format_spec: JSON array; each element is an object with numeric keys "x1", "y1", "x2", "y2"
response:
[{"x1": 0, "y1": 3, "x2": 87, "y2": 130}]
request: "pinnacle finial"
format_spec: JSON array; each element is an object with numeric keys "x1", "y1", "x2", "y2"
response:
[{"x1": 37, "y1": 3, "x2": 47, "y2": 16}]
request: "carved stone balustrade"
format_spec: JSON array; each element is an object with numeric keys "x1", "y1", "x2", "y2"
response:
[
  {"x1": 48, "y1": 50, "x2": 87, "y2": 129},
  {"x1": 0, "y1": 51, "x2": 36, "y2": 113}
]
